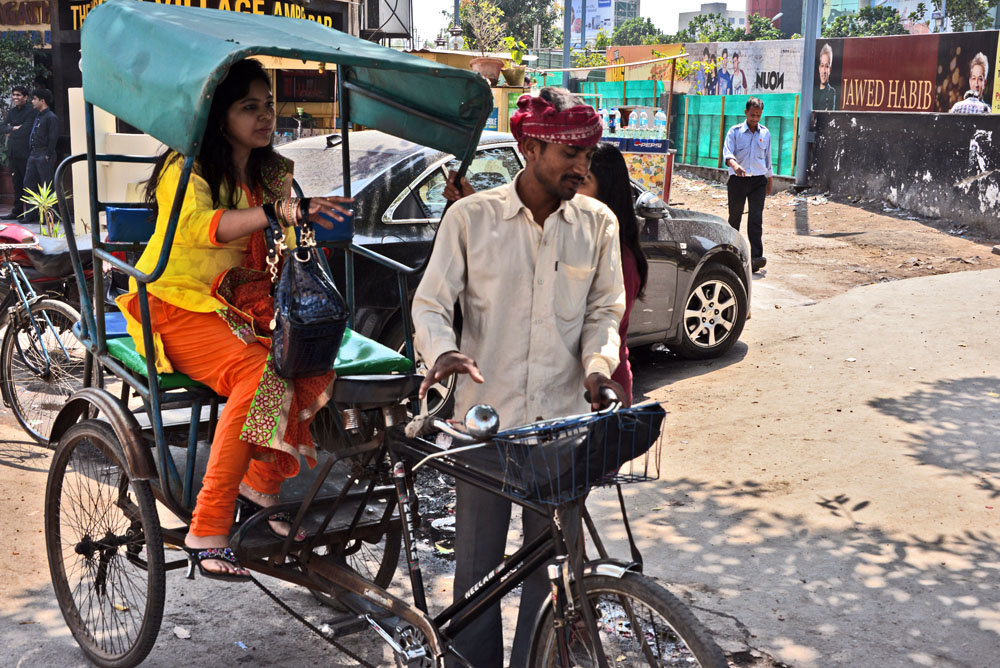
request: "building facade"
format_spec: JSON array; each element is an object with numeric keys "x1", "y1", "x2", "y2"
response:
[{"x1": 679, "y1": 2, "x2": 747, "y2": 32}]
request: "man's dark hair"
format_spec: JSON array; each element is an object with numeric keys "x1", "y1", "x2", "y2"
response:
[
  {"x1": 538, "y1": 86, "x2": 582, "y2": 112},
  {"x1": 12, "y1": 85, "x2": 29, "y2": 96},
  {"x1": 703, "y1": 46, "x2": 710, "y2": 57},
  {"x1": 31, "y1": 87, "x2": 53, "y2": 108},
  {"x1": 722, "y1": 48, "x2": 728, "y2": 58},
  {"x1": 733, "y1": 51, "x2": 740, "y2": 60},
  {"x1": 746, "y1": 97, "x2": 764, "y2": 112}
]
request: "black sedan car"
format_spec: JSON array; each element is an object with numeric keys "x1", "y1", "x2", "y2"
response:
[{"x1": 278, "y1": 131, "x2": 751, "y2": 412}]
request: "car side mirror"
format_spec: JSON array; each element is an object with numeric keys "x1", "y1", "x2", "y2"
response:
[{"x1": 636, "y1": 191, "x2": 668, "y2": 220}]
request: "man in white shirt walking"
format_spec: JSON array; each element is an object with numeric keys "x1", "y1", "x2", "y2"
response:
[
  {"x1": 723, "y1": 97, "x2": 773, "y2": 272},
  {"x1": 411, "y1": 87, "x2": 625, "y2": 667}
]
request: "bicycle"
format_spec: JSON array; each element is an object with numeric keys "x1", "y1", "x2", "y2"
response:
[
  {"x1": 375, "y1": 394, "x2": 728, "y2": 667},
  {"x1": 0, "y1": 223, "x2": 88, "y2": 444}
]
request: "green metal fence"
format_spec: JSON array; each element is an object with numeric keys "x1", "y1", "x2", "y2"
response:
[{"x1": 670, "y1": 93, "x2": 800, "y2": 177}]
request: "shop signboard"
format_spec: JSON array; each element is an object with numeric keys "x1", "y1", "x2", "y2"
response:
[
  {"x1": 66, "y1": 0, "x2": 343, "y2": 32},
  {"x1": 1, "y1": 0, "x2": 51, "y2": 46},
  {"x1": 814, "y1": 31, "x2": 1000, "y2": 113}
]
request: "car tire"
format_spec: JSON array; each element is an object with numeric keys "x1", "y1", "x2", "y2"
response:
[
  {"x1": 381, "y1": 319, "x2": 456, "y2": 419},
  {"x1": 673, "y1": 263, "x2": 747, "y2": 359}
]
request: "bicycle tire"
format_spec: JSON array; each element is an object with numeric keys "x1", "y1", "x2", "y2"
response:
[
  {"x1": 528, "y1": 572, "x2": 727, "y2": 668},
  {"x1": 1, "y1": 299, "x2": 87, "y2": 445},
  {"x1": 45, "y1": 419, "x2": 166, "y2": 668}
]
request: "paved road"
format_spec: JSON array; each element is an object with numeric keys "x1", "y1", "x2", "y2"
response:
[{"x1": 1, "y1": 269, "x2": 997, "y2": 667}]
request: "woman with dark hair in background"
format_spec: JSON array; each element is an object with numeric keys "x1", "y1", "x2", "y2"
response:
[
  {"x1": 576, "y1": 142, "x2": 648, "y2": 405},
  {"x1": 443, "y1": 142, "x2": 648, "y2": 404}
]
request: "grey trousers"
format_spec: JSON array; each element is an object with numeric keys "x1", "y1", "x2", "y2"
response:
[{"x1": 448, "y1": 480, "x2": 550, "y2": 668}]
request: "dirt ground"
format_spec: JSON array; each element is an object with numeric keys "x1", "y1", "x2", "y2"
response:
[
  {"x1": 0, "y1": 186, "x2": 998, "y2": 667},
  {"x1": 670, "y1": 169, "x2": 1000, "y2": 300}
]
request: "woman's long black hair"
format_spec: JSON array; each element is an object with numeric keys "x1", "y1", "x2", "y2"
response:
[
  {"x1": 144, "y1": 59, "x2": 278, "y2": 211},
  {"x1": 590, "y1": 142, "x2": 649, "y2": 299}
]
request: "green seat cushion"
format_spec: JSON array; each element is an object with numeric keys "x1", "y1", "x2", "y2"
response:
[
  {"x1": 107, "y1": 336, "x2": 207, "y2": 390},
  {"x1": 335, "y1": 328, "x2": 414, "y2": 375},
  {"x1": 106, "y1": 327, "x2": 412, "y2": 389}
]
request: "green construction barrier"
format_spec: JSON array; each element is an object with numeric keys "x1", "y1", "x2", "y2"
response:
[{"x1": 670, "y1": 93, "x2": 799, "y2": 177}]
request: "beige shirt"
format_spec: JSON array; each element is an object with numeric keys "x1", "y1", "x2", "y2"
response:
[{"x1": 412, "y1": 174, "x2": 625, "y2": 429}]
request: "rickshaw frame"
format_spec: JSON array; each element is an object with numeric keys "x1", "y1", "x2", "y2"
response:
[
  {"x1": 51, "y1": 0, "x2": 493, "y2": 519},
  {"x1": 47, "y1": 1, "x2": 493, "y2": 663}
]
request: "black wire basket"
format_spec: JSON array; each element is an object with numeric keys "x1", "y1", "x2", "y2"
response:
[{"x1": 493, "y1": 403, "x2": 666, "y2": 505}]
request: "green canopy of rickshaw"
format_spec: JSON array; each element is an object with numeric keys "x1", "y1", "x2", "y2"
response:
[{"x1": 80, "y1": 0, "x2": 493, "y2": 158}]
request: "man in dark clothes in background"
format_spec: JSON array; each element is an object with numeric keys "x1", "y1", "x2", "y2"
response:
[
  {"x1": 21, "y1": 87, "x2": 59, "y2": 224},
  {"x1": 1, "y1": 86, "x2": 37, "y2": 220}
]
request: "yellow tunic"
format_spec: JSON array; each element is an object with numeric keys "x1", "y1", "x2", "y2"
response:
[{"x1": 118, "y1": 155, "x2": 292, "y2": 373}]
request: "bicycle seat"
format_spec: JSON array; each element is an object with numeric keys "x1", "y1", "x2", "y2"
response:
[{"x1": 332, "y1": 374, "x2": 422, "y2": 407}]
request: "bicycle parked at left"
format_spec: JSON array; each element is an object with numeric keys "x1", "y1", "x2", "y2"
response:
[{"x1": 0, "y1": 221, "x2": 90, "y2": 443}]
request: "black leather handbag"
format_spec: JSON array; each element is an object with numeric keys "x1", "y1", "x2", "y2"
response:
[{"x1": 264, "y1": 208, "x2": 348, "y2": 379}]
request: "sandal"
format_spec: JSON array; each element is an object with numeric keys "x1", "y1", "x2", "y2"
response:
[
  {"x1": 182, "y1": 546, "x2": 251, "y2": 582},
  {"x1": 236, "y1": 494, "x2": 309, "y2": 543}
]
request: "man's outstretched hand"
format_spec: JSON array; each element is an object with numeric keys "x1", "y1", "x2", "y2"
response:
[
  {"x1": 419, "y1": 350, "x2": 485, "y2": 399},
  {"x1": 584, "y1": 373, "x2": 627, "y2": 410}
]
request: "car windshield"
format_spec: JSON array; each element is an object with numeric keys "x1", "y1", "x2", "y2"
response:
[{"x1": 277, "y1": 131, "x2": 432, "y2": 197}]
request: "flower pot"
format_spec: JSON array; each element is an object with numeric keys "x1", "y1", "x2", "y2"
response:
[
  {"x1": 470, "y1": 57, "x2": 506, "y2": 86},
  {"x1": 501, "y1": 66, "x2": 526, "y2": 87}
]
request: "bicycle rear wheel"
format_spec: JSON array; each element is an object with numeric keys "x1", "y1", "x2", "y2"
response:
[
  {"x1": 45, "y1": 419, "x2": 166, "y2": 668},
  {"x1": 529, "y1": 572, "x2": 727, "y2": 667},
  {"x1": 1, "y1": 299, "x2": 87, "y2": 444}
]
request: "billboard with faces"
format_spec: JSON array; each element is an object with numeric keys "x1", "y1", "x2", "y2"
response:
[{"x1": 816, "y1": 31, "x2": 1000, "y2": 113}]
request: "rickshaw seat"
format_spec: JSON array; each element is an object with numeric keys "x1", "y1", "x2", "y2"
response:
[
  {"x1": 99, "y1": 327, "x2": 413, "y2": 392},
  {"x1": 332, "y1": 374, "x2": 422, "y2": 406}
]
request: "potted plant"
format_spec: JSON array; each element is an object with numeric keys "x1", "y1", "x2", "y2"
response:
[
  {"x1": 21, "y1": 182, "x2": 64, "y2": 237},
  {"x1": 501, "y1": 37, "x2": 527, "y2": 87},
  {"x1": 463, "y1": 0, "x2": 506, "y2": 86}
]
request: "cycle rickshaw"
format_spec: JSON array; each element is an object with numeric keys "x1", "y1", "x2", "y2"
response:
[{"x1": 47, "y1": 2, "x2": 726, "y2": 666}]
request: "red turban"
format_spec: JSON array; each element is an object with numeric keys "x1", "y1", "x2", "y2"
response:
[{"x1": 509, "y1": 93, "x2": 603, "y2": 147}]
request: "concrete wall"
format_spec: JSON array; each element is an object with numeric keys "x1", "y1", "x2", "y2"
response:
[{"x1": 808, "y1": 111, "x2": 1000, "y2": 237}]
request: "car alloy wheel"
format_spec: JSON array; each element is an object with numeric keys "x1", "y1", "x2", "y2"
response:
[{"x1": 676, "y1": 264, "x2": 747, "y2": 359}]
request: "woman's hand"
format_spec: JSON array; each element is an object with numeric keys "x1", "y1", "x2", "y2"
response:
[{"x1": 300, "y1": 196, "x2": 354, "y2": 228}]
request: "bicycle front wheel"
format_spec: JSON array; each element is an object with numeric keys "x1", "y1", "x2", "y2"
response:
[
  {"x1": 529, "y1": 572, "x2": 728, "y2": 668},
  {"x1": 1, "y1": 299, "x2": 87, "y2": 444}
]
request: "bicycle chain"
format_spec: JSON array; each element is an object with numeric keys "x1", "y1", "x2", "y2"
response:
[{"x1": 250, "y1": 575, "x2": 379, "y2": 668}]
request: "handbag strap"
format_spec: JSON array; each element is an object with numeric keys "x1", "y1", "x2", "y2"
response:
[{"x1": 263, "y1": 202, "x2": 289, "y2": 284}]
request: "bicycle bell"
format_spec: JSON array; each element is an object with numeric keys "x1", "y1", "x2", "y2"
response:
[{"x1": 464, "y1": 404, "x2": 500, "y2": 439}]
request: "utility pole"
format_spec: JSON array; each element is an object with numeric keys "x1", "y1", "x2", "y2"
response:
[
  {"x1": 581, "y1": 0, "x2": 587, "y2": 49},
  {"x1": 795, "y1": 0, "x2": 822, "y2": 187},
  {"x1": 562, "y1": 1, "x2": 572, "y2": 87}
]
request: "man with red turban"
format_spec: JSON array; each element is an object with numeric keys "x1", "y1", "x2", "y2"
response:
[{"x1": 412, "y1": 87, "x2": 626, "y2": 667}]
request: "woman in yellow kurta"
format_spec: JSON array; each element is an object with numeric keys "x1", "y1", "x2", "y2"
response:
[{"x1": 118, "y1": 59, "x2": 352, "y2": 580}]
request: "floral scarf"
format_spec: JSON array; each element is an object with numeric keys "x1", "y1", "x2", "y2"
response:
[{"x1": 211, "y1": 155, "x2": 335, "y2": 476}]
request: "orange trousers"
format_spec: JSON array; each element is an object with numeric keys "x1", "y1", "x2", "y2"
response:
[{"x1": 146, "y1": 297, "x2": 288, "y2": 537}]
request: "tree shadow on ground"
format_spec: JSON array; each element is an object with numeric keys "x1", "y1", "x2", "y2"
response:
[
  {"x1": 868, "y1": 376, "x2": 1000, "y2": 496},
  {"x1": 583, "y1": 477, "x2": 999, "y2": 668}
]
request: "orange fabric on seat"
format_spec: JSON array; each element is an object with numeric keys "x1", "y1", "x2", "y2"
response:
[{"x1": 137, "y1": 296, "x2": 289, "y2": 537}]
